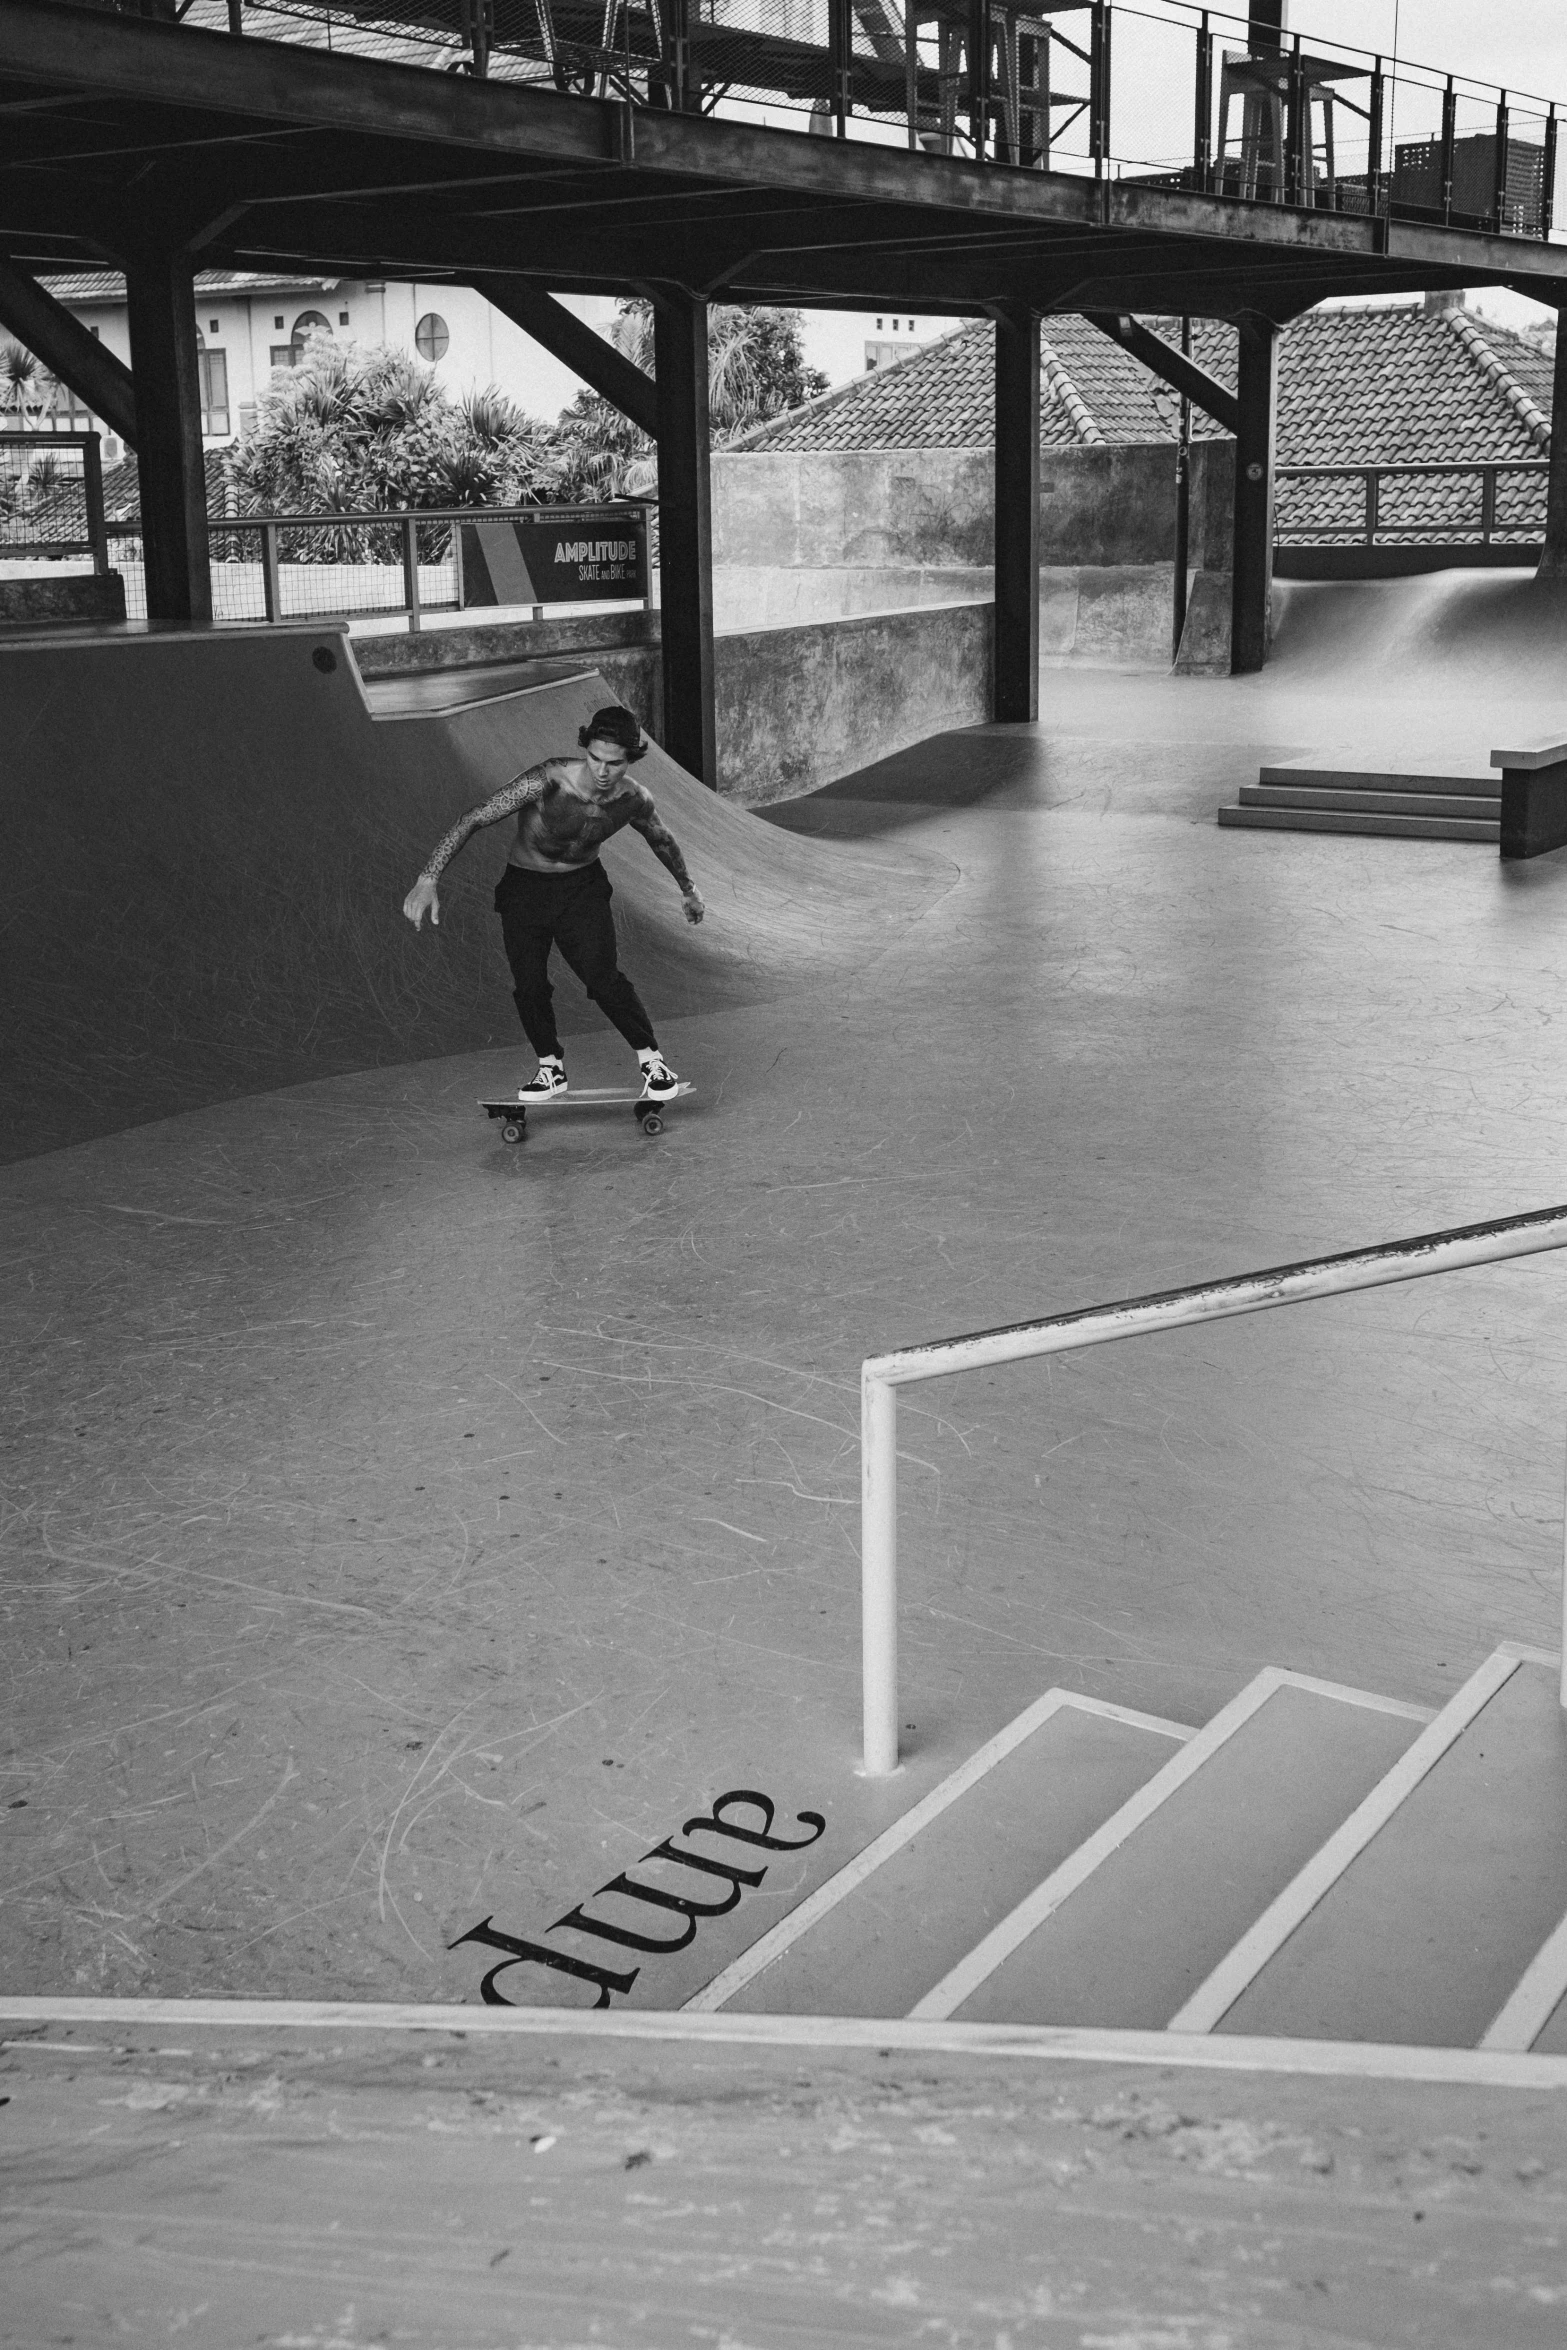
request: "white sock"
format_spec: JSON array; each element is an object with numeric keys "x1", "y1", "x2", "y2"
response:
[{"x1": 638, "y1": 1048, "x2": 658, "y2": 1066}]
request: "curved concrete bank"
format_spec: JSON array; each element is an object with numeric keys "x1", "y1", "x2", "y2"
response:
[{"x1": 1, "y1": 623, "x2": 951, "y2": 1160}]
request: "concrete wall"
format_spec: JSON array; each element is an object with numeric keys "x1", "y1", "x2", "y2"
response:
[
  {"x1": 708, "y1": 440, "x2": 1236, "y2": 669},
  {"x1": 356, "y1": 598, "x2": 992, "y2": 808},
  {"x1": 714, "y1": 448, "x2": 994, "y2": 571},
  {"x1": 717, "y1": 601, "x2": 991, "y2": 805},
  {"x1": 711, "y1": 440, "x2": 1233, "y2": 572}
]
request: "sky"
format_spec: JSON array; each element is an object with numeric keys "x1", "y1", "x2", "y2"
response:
[{"x1": 1290, "y1": 2, "x2": 1566, "y2": 102}]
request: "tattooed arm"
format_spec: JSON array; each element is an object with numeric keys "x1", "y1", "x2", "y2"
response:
[
  {"x1": 629, "y1": 791, "x2": 705, "y2": 925},
  {"x1": 402, "y1": 766, "x2": 547, "y2": 930}
]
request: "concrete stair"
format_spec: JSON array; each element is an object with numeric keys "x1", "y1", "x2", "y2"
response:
[
  {"x1": 688, "y1": 1646, "x2": 1567, "y2": 2056},
  {"x1": 1218, "y1": 758, "x2": 1500, "y2": 842}
]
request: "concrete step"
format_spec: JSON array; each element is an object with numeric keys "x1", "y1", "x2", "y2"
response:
[
  {"x1": 910, "y1": 1672, "x2": 1430, "y2": 2029},
  {"x1": 687, "y1": 1691, "x2": 1193, "y2": 2019},
  {"x1": 1239, "y1": 784, "x2": 1502, "y2": 821},
  {"x1": 1257, "y1": 762, "x2": 1500, "y2": 800},
  {"x1": 1196, "y1": 1650, "x2": 1567, "y2": 2050},
  {"x1": 1218, "y1": 805, "x2": 1498, "y2": 842}
]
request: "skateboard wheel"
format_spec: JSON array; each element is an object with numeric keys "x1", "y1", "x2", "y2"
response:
[
  {"x1": 501, "y1": 1120, "x2": 523, "y2": 1144},
  {"x1": 642, "y1": 1114, "x2": 663, "y2": 1136}
]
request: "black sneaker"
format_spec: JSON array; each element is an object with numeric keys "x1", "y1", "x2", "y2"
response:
[
  {"x1": 519, "y1": 1058, "x2": 568, "y2": 1099},
  {"x1": 638, "y1": 1052, "x2": 680, "y2": 1101}
]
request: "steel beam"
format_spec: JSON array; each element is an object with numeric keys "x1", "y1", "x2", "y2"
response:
[
  {"x1": 992, "y1": 302, "x2": 1040, "y2": 724},
  {"x1": 471, "y1": 279, "x2": 655, "y2": 434},
  {"x1": 1230, "y1": 315, "x2": 1277, "y2": 676},
  {"x1": 123, "y1": 242, "x2": 210, "y2": 624},
  {"x1": 651, "y1": 286, "x2": 716, "y2": 790},
  {"x1": 1540, "y1": 307, "x2": 1567, "y2": 582},
  {"x1": 0, "y1": 250, "x2": 136, "y2": 444},
  {"x1": 1084, "y1": 312, "x2": 1239, "y2": 433}
]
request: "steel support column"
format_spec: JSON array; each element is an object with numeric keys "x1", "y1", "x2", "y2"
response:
[
  {"x1": 993, "y1": 301, "x2": 1040, "y2": 723},
  {"x1": 652, "y1": 287, "x2": 716, "y2": 788},
  {"x1": 123, "y1": 243, "x2": 210, "y2": 623},
  {"x1": 0, "y1": 254, "x2": 138, "y2": 446},
  {"x1": 1539, "y1": 305, "x2": 1567, "y2": 580},
  {"x1": 1231, "y1": 315, "x2": 1278, "y2": 675}
]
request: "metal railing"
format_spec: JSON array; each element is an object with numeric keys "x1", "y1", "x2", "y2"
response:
[
  {"x1": 0, "y1": 430, "x2": 108, "y2": 571},
  {"x1": 155, "y1": 0, "x2": 1561, "y2": 241},
  {"x1": 1276, "y1": 459, "x2": 1550, "y2": 549},
  {"x1": 98, "y1": 500, "x2": 652, "y2": 629},
  {"x1": 859, "y1": 1204, "x2": 1567, "y2": 1776}
]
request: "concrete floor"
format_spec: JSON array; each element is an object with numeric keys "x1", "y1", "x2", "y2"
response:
[
  {"x1": 5, "y1": 2020, "x2": 1567, "y2": 2350},
  {"x1": 8, "y1": 589, "x2": 1567, "y2": 2024}
]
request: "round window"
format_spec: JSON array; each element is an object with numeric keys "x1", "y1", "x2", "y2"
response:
[{"x1": 415, "y1": 312, "x2": 450, "y2": 362}]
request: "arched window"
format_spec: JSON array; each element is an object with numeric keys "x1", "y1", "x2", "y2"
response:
[
  {"x1": 291, "y1": 310, "x2": 333, "y2": 352},
  {"x1": 415, "y1": 312, "x2": 450, "y2": 362}
]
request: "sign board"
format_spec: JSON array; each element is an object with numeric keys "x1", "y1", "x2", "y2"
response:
[{"x1": 458, "y1": 504, "x2": 650, "y2": 609}]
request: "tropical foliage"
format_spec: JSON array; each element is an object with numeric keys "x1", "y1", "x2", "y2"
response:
[
  {"x1": 225, "y1": 337, "x2": 560, "y2": 550},
  {"x1": 548, "y1": 301, "x2": 828, "y2": 501}
]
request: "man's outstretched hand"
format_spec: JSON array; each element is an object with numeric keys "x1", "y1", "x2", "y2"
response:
[
  {"x1": 682, "y1": 888, "x2": 706, "y2": 927},
  {"x1": 403, "y1": 876, "x2": 441, "y2": 930}
]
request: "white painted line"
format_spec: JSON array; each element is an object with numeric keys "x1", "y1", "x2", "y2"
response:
[
  {"x1": 907, "y1": 1667, "x2": 1437, "y2": 2025},
  {"x1": 1267, "y1": 1671, "x2": 1434, "y2": 1723},
  {"x1": 907, "y1": 1670, "x2": 1293, "y2": 2021},
  {"x1": 3, "y1": 1998, "x2": 1567, "y2": 2090},
  {"x1": 682, "y1": 1689, "x2": 1194, "y2": 2014},
  {"x1": 1480, "y1": 1905, "x2": 1567, "y2": 2053},
  {"x1": 1497, "y1": 1640, "x2": 1562, "y2": 1668},
  {"x1": 1167, "y1": 1646, "x2": 1523, "y2": 2036}
]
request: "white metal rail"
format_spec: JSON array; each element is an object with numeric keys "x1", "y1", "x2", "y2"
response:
[{"x1": 860, "y1": 1204, "x2": 1567, "y2": 1776}]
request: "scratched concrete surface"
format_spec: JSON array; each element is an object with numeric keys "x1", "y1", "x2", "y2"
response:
[
  {"x1": 7, "y1": 589, "x2": 1567, "y2": 2029},
  {"x1": 4, "y1": 2023, "x2": 1566, "y2": 2348}
]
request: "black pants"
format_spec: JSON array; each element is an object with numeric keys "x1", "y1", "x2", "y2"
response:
[{"x1": 494, "y1": 860, "x2": 657, "y2": 1059}]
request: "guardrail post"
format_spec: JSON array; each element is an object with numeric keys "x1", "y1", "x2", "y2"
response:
[
  {"x1": 226, "y1": 0, "x2": 243, "y2": 29},
  {"x1": 1090, "y1": 0, "x2": 1109, "y2": 181},
  {"x1": 1481, "y1": 464, "x2": 1498, "y2": 543},
  {"x1": 861, "y1": 1369, "x2": 899, "y2": 1776},
  {"x1": 967, "y1": 0, "x2": 990, "y2": 161},
  {"x1": 1544, "y1": 107, "x2": 1558, "y2": 238},
  {"x1": 83, "y1": 431, "x2": 108, "y2": 577},
  {"x1": 1441, "y1": 76, "x2": 1457, "y2": 221},
  {"x1": 1494, "y1": 92, "x2": 1510, "y2": 230},
  {"x1": 829, "y1": 0, "x2": 851, "y2": 136},
  {"x1": 403, "y1": 515, "x2": 422, "y2": 633},
  {"x1": 260, "y1": 522, "x2": 280, "y2": 622},
  {"x1": 1365, "y1": 467, "x2": 1379, "y2": 544},
  {"x1": 1367, "y1": 60, "x2": 1384, "y2": 218},
  {"x1": 1194, "y1": 14, "x2": 1213, "y2": 193},
  {"x1": 1284, "y1": 33, "x2": 1304, "y2": 205}
]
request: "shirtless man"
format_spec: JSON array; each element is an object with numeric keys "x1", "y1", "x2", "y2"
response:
[{"x1": 402, "y1": 704, "x2": 704, "y2": 1101}]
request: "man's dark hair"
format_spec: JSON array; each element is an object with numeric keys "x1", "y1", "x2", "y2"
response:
[{"x1": 578, "y1": 705, "x2": 646, "y2": 762}]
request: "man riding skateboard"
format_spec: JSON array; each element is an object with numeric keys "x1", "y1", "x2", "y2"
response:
[{"x1": 402, "y1": 704, "x2": 704, "y2": 1101}]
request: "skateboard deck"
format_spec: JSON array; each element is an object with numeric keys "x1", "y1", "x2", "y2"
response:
[{"x1": 480, "y1": 1081, "x2": 694, "y2": 1142}]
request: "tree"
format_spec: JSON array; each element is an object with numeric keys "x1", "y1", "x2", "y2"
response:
[
  {"x1": 1, "y1": 341, "x2": 53, "y2": 431},
  {"x1": 226, "y1": 337, "x2": 558, "y2": 548},
  {"x1": 548, "y1": 302, "x2": 828, "y2": 502}
]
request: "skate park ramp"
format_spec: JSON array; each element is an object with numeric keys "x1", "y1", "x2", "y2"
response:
[
  {"x1": 1258, "y1": 568, "x2": 1567, "y2": 774},
  {"x1": 0, "y1": 623, "x2": 952, "y2": 1161}
]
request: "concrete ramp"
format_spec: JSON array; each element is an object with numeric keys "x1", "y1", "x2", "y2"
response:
[
  {"x1": 1, "y1": 624, "x2": 949, "y2": 1160},
  {"x1": 1269, "y1": 569, "x2": 1567, "y2": 732}
]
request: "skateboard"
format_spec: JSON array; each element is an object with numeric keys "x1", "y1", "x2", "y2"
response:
[{"x1": 480, "y1": 1081, "x2": 695, "y2": 1143}]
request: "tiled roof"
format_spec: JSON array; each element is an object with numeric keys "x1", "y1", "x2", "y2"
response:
[
  {"x1": 740, "y1": 302, "x2": 1553, "y2": 468},
  {"x1": 38, "y1": 269, "x2": 341, "y2": 303}
]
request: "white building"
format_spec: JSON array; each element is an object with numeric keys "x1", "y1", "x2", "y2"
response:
[{"x1": 11, "y1": 270, "x2": 953, "y2": 464}]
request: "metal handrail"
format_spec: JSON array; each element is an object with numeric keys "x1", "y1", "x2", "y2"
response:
[
  {"x1": 1275, "y1": 459, "x2": 1548, "y2": 549},
  {"x1": 859, "y1": 1203, "x2": 1567, "y2": 1775}
]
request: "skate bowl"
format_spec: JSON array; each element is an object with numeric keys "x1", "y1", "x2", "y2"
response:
[
  {"x1": 1264, "y1": 569, "x2": 1567, "y2": 767},
  {"x1": 0, "y1": 623, "x2": 952, "y2": 1162}
]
